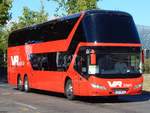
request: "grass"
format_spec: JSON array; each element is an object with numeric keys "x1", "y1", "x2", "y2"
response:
[{"x1": 143, "y1": 74, "x2": 150, "y2": 91}]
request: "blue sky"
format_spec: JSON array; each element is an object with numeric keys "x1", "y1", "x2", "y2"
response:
[{"x1": 11, "y1": 0, "x2": 150, "y2": 26}]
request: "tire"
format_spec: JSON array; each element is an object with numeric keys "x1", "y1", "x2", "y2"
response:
[
  {"x1": 65, "y1": 79, "x2": 75, "y2": 100},
  {"x1": 24, "y1": 76, "x2": 30, "y2": 92},
  {"x1": 17, "y1": 76, "x2": 23, "y2": 91}
]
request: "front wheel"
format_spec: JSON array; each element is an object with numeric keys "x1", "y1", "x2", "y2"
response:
[
  {"x1": 24, "y1": 76, "x2": 30, "y2": 92},
  {"x1": 65, "y1": 79, "x2": 75, "y2": 100}
]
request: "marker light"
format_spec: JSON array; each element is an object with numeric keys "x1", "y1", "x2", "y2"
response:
[
  {"x1": 134, "y1": 83, "x2": 143, "y2": 89},
  {"x1": 91, "y1": 83, "x2": 107, "y2": 90}
]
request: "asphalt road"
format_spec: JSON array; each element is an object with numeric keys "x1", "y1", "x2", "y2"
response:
[{"x1": 0, "y1": 83, "x2": 150, "y2": 113}]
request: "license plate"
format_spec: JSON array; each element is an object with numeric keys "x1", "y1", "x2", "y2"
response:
[{"x1": 114, "y1": 90, "x2": 126, "y2": 95}]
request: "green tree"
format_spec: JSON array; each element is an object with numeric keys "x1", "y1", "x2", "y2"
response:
[
  {"x1": 0, "y1": 0, "x2": 49, "y2": 67},
  {"x1": 0, "y1": 0, "x2": 12, "y2": 56},
  {"x1": 0, "y1": 0, "x2": 12, "y2": 26},
  {"x1": 11, "y1": 1, "x2": 48, "y2": 30},
  {"x1": 0, "y1": 25, "x2": 9, "y2": 67},
  {"x1": 49, "y1": 0, "x2": 99, "y2": 16},
  {"x1": 0, "y1": 1, "x2": 48, "y2": 52},
  {"x1": 0, "y1": 27, "x2": 9, "y2": 52}
]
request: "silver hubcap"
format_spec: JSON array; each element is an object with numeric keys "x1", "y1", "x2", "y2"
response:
[
  {"x1": 67, "y1": 83, "x2": 73, "y2": 96},
  {"x1": 24, "y1": 79, "x2": 28, "y2": 91}
]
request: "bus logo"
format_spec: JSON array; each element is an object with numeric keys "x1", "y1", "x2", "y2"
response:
[
  {"x1": 107, "y1": 81, "x2": 122, "y2": 88},
  {"x1": 11, "y1": 55, "x2": 24, "y2": 66}
]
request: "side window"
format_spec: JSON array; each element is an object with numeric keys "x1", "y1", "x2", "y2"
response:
[
  {"x1": 9, "y1": 17, "x2": 79, "y2": 47},
  {"x1": 74, "y1": 49, "x2": 88, "y2": 75},
  {"x1": 8, "y1": 17, "x2": 79, "y2": 47},
  {"x1": 30, "y1": 53, "x2": 57, "y2": 71},
  {"x1": 67, "y1": 21, "x2": 86, "y2": 55},
  {"x1": 57, "y1": 52, "x2": 73, "y2": 70},
  {"x1": 40, "y1": 18, "x2": 79, "y2": 41},
  {"x1": 9, "y1": 30, "x2": 29, "y2": 46},
  {"x1": 30, "y1": 52, "x2": 73, "y2": 71},
  {"x1": 8, "y1": 33, "x2": 15, "y2": 47},
  {"x1": 47, "y1": 53, "x2": 57, "y2": 70},
  {"x1": 30, "y1": 54, "x2": 49, "y2": 70},
  {"x1": 19, "y1": 30, "x2": 28, "y2": 45}
]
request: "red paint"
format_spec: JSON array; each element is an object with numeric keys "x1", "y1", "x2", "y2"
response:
[
  {"x1": 90, "y1": 49, "x2": 96, "y2": 65},
  {"x1": 8, "y1": 12, "x2": 143, "y2": 97}
]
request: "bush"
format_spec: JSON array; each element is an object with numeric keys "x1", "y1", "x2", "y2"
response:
[{"x1": 144, "y1": 58, "x2": 150, "y2": 73}]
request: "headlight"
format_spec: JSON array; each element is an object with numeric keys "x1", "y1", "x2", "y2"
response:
[
  {"x1": 134, "y1": 83, "x2": 143, "y2": 89},
  {"x1": 91, "y1": 83, "x2": 107, "y2": 90}
]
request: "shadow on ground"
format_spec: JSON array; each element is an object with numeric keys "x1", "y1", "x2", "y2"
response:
[
  {"x1": 76, "y1": 90, "x2": 150, "y2": 103},
  {"x1": 16, "y1": 88, "x2": 150, "y2": 103}
]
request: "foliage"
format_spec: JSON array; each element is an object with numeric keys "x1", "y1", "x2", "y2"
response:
[
  {"x1": 0, "y1": 26, "x2": 9, "y2": 67},
  {"x1": 0, "y1": 1, "x2": 48, "y2": 53},
  {"x1": 48, "y1": 0, "x2": 99, "y2": 16},
  {"x1": 0, "y1": 0, "x2": 12, "y2": 60},
  {"x1": 0, "y1": 0, "x2": 49, "y2": 67},
  {"x1": 144, "y1": 58, "x2": 150, "y2": 73},
  {"x1": 0, "y1": 0, "x2": 12, "y2": 25},
  {"x1": 11, "y1": 1, "x2": 48, "y2": 31},
  {"x1": 0, "y1": 27, "x2": 9, "y2": 52}
]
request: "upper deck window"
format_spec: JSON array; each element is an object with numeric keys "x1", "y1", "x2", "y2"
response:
[
  {"x1": 82, "y1": 13, "x2": 140, "y2": 43},
  {"x1": 8, "y1": 17, "x2": 79, "y2": 47}
]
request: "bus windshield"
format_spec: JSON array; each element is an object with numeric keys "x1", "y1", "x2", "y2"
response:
[
  {"x1": 82, "y1": 14, "x2": 140, "y2": 43},
  {"x1": 96, "y1": 52, "x2": 141, "y2": 75},
  {"x1": 74, "y1": 47, "x2": 142, "y2": 78}
]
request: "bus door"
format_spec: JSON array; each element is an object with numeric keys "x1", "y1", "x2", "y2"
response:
[{"x1": 74, "y1": 49, "x2": 97, "y2": 95}]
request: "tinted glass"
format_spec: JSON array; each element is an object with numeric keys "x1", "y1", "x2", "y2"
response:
[
  {"x1": 96, "y1": 53, "x2": 141, "y2": 75},
  {"x1": 8, "y1": 17, "x2": 78, "y2": 47},
  {"x1": 82, "y1": 14, "x2": 140, "y2": 43},
  {"x1": 74, "y1": 47, "x2": 142, "y2": 78},
  {"x1": 30, "y1": 52, "x2": 73, "y2": 71},
  {"x1": 68, "y1": 23, "x2": 86, "y2": 54},
  {"x1": 30, "y1": 53, "x2": 57, "y2": 71}
]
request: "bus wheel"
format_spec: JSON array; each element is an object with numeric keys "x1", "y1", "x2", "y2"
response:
[
  {"x1": 65, "y1": 79, "x2": 75, "y2": 100},
  {"x1": 17, "y1": 76, "x2": 23, "y2": 91},
  {"x1": 24, "y1": 76, "x2": 30, "y2": 92}
]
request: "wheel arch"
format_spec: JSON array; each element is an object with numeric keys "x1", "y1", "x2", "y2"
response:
[
  {"x1": 23, "y1": 74, "x2": 28, "y2": 80},
  {"x1": 17, "y1": 73, "x2": 21, "y2": 83},
  {"x1": 64, "y1": 76, "x2": 71, "y2": 88}
]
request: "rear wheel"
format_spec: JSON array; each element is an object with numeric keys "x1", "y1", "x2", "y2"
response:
[
  {"x1": 65, "y1": 79, "x2": 75, "y2": 100},
  {"x1": 24, "y1": 76, "x2": 30, "y2": 92},
  {"x1": 17, "y1": 76, "x2": 23, "y2": 91}
]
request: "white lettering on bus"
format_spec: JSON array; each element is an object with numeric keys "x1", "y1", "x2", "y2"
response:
[
  {"x1": 11, "y1": 55, "x2": 24, "y2": 66},
  {"x1": 11, "y1": 55, "x2": 19, "y2": 66},
  {"x1": 107, "y1": 81, "x2": 122, "y2": 88}
]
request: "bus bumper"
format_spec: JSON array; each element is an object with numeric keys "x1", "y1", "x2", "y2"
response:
[{"x1": 86, "y1": 76, "x2": 143, "y2": 96}]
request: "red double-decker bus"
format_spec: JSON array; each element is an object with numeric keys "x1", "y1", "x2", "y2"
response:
[{"x1": 8, "y1": 10, "x2": 143, "y2": 100}]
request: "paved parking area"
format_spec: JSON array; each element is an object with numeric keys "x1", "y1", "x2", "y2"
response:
[{"x1": 0, "y1": 83, "x2": 150, "y2": 113}]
